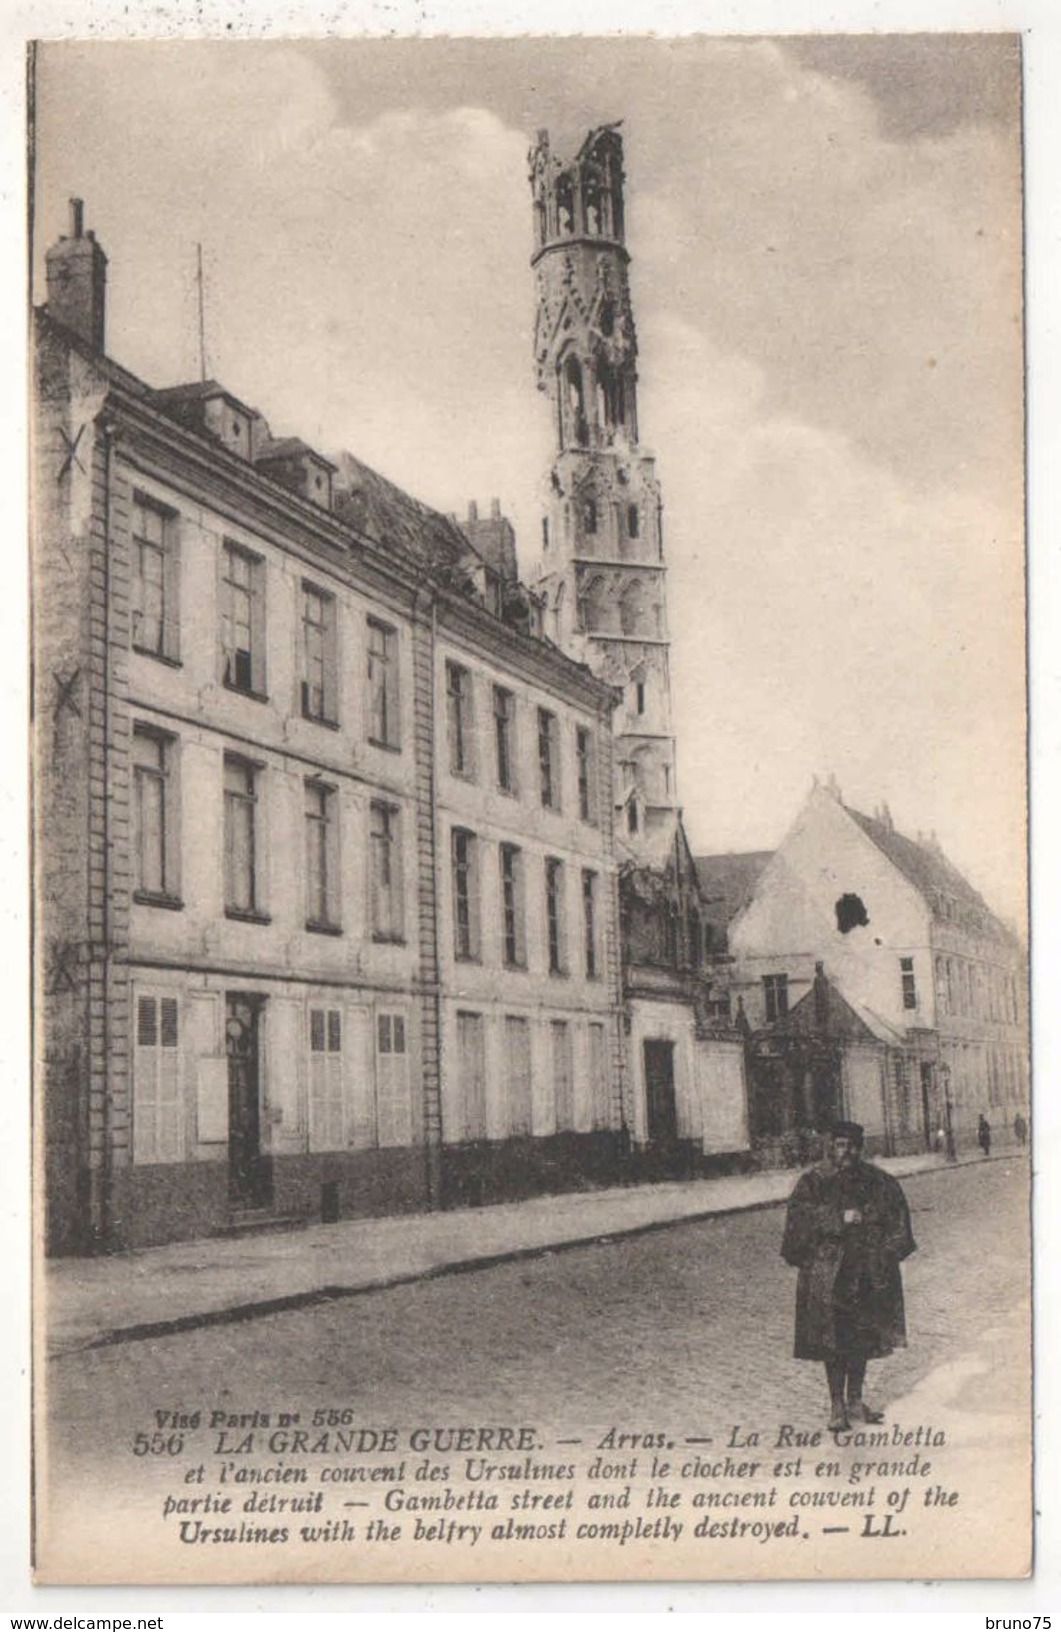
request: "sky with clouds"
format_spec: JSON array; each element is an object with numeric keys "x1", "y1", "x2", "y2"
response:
[{"x1": 32, "y1": 35, "x2": 1026, "y2": 925}]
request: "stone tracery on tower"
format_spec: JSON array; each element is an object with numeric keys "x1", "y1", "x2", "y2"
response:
[{"x1": 527, "y1": 123, "x2": 678, "y2": 861}]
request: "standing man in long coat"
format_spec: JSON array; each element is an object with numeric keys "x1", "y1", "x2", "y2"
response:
[{"x1": 782, "y1": 1120, "x2": 916, "y2": 1432}]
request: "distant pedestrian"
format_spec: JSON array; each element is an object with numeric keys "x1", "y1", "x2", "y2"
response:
[
  {"x1": 782, "y1": 1120, "x2": 916, "y2": 1433},
  {"x1": 1013, "y1": 1112, "x2": 1027, "y2": 1147},
  {"x1": 978, "y1": 1114, "x2": 991, "y2": 1158},
  {"x1": 934, "y1": 1126, "x2": 946, "y2": 1154}
]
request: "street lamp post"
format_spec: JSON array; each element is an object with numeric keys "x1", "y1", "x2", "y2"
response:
[{"x1": 940, "y1": 1063, "x2": 957, "y2": 1163}]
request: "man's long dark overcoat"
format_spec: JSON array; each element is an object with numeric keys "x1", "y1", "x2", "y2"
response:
[{"x1": 781, "y1": 1158, "x2": 916, "y2": 1360}]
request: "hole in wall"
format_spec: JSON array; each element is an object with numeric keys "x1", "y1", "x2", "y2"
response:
[{"x1": 835, "y1": 893, "x2": 869, "y2": 934}]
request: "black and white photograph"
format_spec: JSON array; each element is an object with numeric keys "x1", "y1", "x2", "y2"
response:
[{"x1": 26, "y1": 27, "x2": 1035, "y2": 1588}]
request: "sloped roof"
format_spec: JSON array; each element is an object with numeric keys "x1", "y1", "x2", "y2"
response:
[
  {"x1": 763, "y1": 974, "x2": 899, "y2": 1046},
  {"x1": 773, "y1": 978, "x2": 867, "y2": 1041},
  {"x1": 256, "y1": 437, "x2": 338, "y2": 471},
  {"x1": 332, "y1": 450, "x2": 475, "y2": 572},
  {"x1": 844, "y1": 805, "x2": 1016, "y2": 943},
  {"x1": 153, "y1": 379, "x2": 256, "y2": 415},
  {"x1": 694, "y1": 851, "x2": 773, "y2": 941},
  {"x1": 619, "y1": 809, "x2": 705, "y2": 882}
]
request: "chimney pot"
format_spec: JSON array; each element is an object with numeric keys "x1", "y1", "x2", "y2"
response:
[
  {"x1": 468, "y1": 500, "x2": 478, "y2": 522},
  {"x1": 46, "y1": 199, "x2": 107, "y2": 351},
  {"x1": 491, "y1": 497, "x2": 501, "y2": 519}
]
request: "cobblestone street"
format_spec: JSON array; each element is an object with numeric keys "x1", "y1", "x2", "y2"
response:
[{"x1": 47, "y1": 1157, "x2": 1029, "y2": 1471}]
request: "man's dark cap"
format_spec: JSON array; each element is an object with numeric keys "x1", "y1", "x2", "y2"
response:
[{"x1": 830, "y1": 1120, "x2": 865, "y2": 1145}]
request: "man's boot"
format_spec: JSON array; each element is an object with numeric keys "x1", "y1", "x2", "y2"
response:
[
  {"x1": 825, "y1": 1359, "x2": 849, "y2": 1432},
  {"x1": 845, "y1": 1358, "x2": 884, "y2": 1424}
]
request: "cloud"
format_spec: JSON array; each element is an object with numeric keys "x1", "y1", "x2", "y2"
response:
[
  {"x1": 647, "y1": 313, "x2": 1025, "y2": 919},
  {"x1": 31, "y1": 38, "x2": 1026, "y2": 922},
  {"x1": 626, "y1": 43, "x2": 1022, "y2": 500}
]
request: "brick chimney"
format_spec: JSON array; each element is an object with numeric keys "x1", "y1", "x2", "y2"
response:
[
  {"x1": 460, "y1": 497, "x2": 518, "y2": 584},
  {"x1": 45, "y1": 198, "x2": 107, "y2": 352},
  {"x1": 813, "y1": 961, "x2": 829, "y2": 1030}
]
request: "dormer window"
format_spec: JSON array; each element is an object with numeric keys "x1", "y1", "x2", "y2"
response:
[
  {"x1": 254, "y1": 439, "x2": 336, "y2": 511},
  {"x1": 203, "y1": 393, "x2": 252, "y2": 457},
  {"x1": 153, "y1": 382, "x2": 255, "y2": 460}
]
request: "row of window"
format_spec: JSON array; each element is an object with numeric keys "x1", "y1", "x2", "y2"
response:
[
  {"x1": 451, "y1": 1010, "x2": 613, "y2": 1143},
  {"x1": 134, "y1": 726, "x2": 404, "y2": 938},
  {"x1": 934, "y1": 954, "x2": 1021, "y2": 1023},
  {"x1": 941, "y1": 1041, "x2": 1028, "y2": 1108},
  {"x1": 763, "y1": 956, "x2": 1024, "y2": 1026},
  {"x1": 134, "y1": 493, "x2": 401, "y2": 745},
  {"x1": 444, "y1": 660, "x2": 598, "y2": 822},
  {"x1": 762, "y1": 958, "x2": 919, "y2": 1022},
  {"x1": 133, "y1": 993, "x2": 411, "y2": 1164},
  {"x1": 451, "y1": 829, "x2": 602, "y2": 978},
  {"x1": 135, "y1": 724, "x2": 608, "y2": 975},
  {"x1": 983, "y1": 1046, "x2": 1027, "y2": 1108}
]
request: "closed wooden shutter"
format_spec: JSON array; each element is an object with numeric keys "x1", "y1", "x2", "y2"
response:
[
  {"x1": 552, "y1": 1020, "x2": 574, "y2": 1131},
  {"x1": 505, "y1": 1017, "x2": 532, "y2": 1137},
  {"x1": 308, "y1": 1007, "x2": 345, "y2": 1151},
  {"x1": 376, "y1": 1012, "x2": 412, "y2": 1147},
  {"x1": 588, "y1": 1022, "x2": 609, "y2": 1129},
  {"x1": 458, "y1": 1012, "x2": 486, "y2": 1140},
  {"x1": 133, "y1": 994, "x2": 182, "y2": 1164}
]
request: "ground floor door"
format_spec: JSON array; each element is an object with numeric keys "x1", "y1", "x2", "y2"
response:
[
  {"x1": 643, "y1": 1039, "x2": 678, "y2": 1146},
  {"x1": 226, "y1": 994, "x2": 272, "y2": 1209}
]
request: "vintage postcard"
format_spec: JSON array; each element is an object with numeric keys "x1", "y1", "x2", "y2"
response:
[{"x1": 29, "y1": 31, "x2": 1033, "y2": 1586}]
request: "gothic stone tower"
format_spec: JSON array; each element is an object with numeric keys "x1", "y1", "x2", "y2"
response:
[{"x1": 528, "y1": 126, "x2": 678, "y2": 860}]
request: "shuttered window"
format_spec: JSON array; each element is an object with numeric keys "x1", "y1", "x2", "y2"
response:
[
  {"x1": 308, "y1": 1006, "x2": 345, "y2": 1151},
  {"x1": 588, "y1": 1021, "x2": 610, "y2": 1130},
  {"x1": 457, "y1": 1011, "x2": 487, "y2": 1140},
  {"x1": 376, "y1": 1012, "x2": 412, "y2": 1147},
  {"x1": 133, "y1": 994, "x2": 182, "y2": 1164},
  {"x1": 505, "y1": 1016, "x2": 533, "y2": 1137}
]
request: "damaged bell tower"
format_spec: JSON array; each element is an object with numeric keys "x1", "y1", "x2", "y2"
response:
[
  {"x1": 526, "y1": 125, "x2": 750, "y2": 1170},
  {"x1": 528, "y1": 124, "x2": 677, "y2": 860}
]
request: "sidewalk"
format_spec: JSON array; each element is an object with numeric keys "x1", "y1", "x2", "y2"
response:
[{"x1": 43, "y1": 1149, "x2": 1013, "y2": 1359}]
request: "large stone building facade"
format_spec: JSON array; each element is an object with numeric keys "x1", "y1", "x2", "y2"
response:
[{"x1": 34, "y1": 202, "x2": 625, "y2": 1253}]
